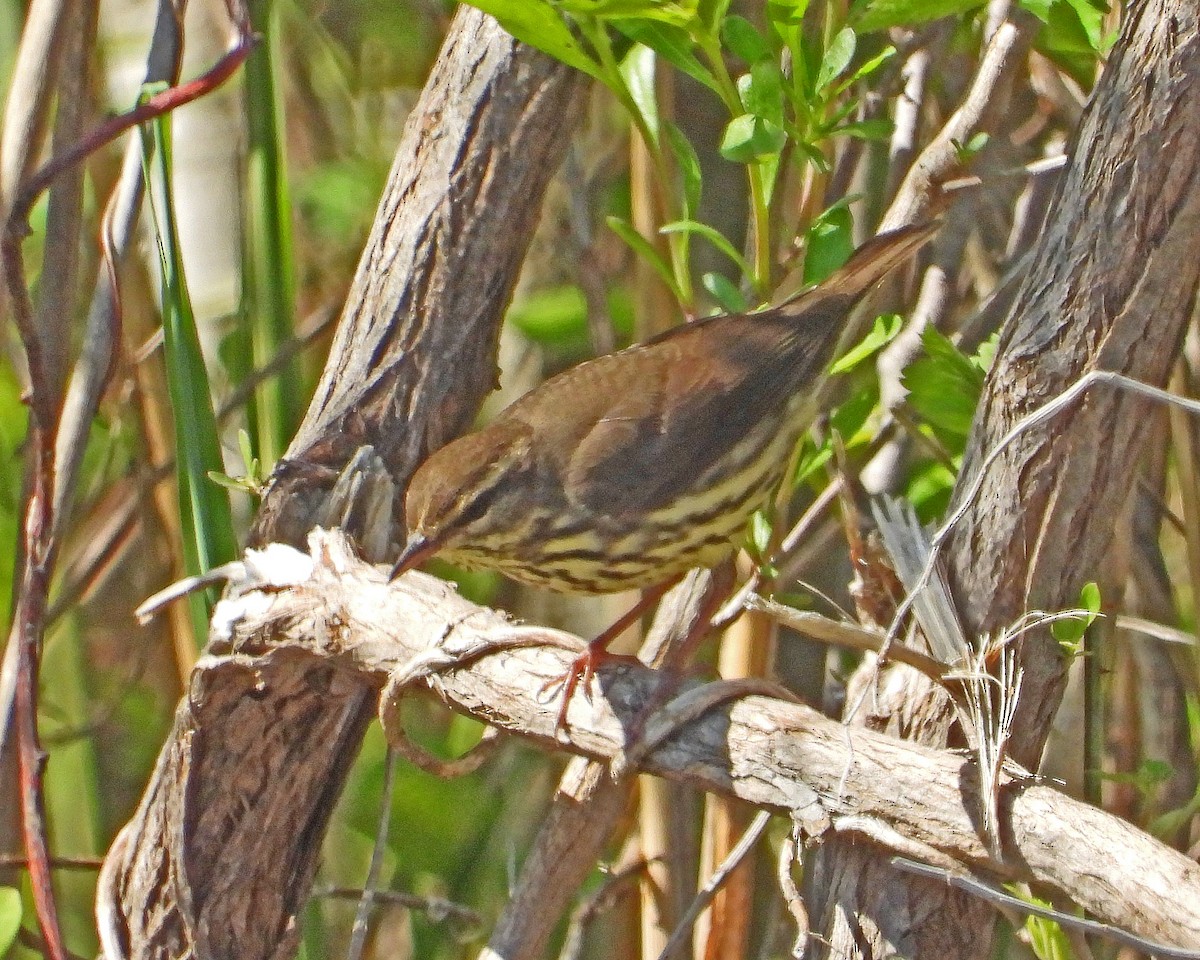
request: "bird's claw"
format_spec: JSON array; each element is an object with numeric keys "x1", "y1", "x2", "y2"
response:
[{"x1": 540, "y1": 644, "x2": 641, "y2": 739}]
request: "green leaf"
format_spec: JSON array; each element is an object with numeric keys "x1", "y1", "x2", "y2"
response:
[
  {"x1": 749, "y1": 509, "x2": 774, "y2": 557},
  {"x1": 466, "y1": 1, "x2": 601, "y2": 78},
  {"x1": 831, "y1": 313, "x2": 903, "y2": 373},
  {"x1": 208, "y1": 470, "x2": 263, "y2": 495},
  {"x1": 699, "y1": 0, "x2": 733, "y2": 28},
  {"x1": 767, "y1": 0, "x2": 811, "y2": 26},
  {"x1": 1024, "y1": 0, "x2": 1108, "y2": 52},
  {"x1": 1024, "y1": 0, "x2": 1108, "y2": 87},
  {"x1": 850, "y1": 0, "x2": 986, "y2": 33},
  {"x1": 794, "y1": 139, "x2": 832, "y2": 172},
  {"x1": 802, "y1": 204, "x2": 855, "y2": 284},
  {"x1": 974, "y1": 332, "x2": 999, "y2": 372},
  {"x1": 617, "y1": 19, "x2": 722, "y2": 94},
  {"x1": 660, "y1": 219, "x2": 751, "y2": 276},
  {"x1": 1015, "y1": 890, "x2": 1073, "y2": 960},
  {"x1": 817, "y1": 26, "x2": 856, "y2": 90},
  {"x1": 0, "y1": 887, "x2": 20, "y2": 956},
  {"x1": 755, "y1": 147, "x2": 782, "y2": 209},
  {"x1": 1063, "y1": 0, "x2": 1111, "y2": 51},
  {"x1": 559, "y1": 0, "x2": 694, "y2": 24},
  {"x1": 664, "y1": 121, "x2": 703, "y2": 215},
  {"x1": 846, "y1": 44, "x2": 896, "y2": 83},
  {"x1": 702, "y1": 271, "x2": 749, "y2": 312},
  {"x1": 723, "y1": 15, "x2": 771, "y2": 62},
  {"x1": 1050, "y1": 617, "x2": 1080, "y2": 644},
  {"x1": 507, "y1": 284, "x2": 587, "y2": 342},
  {"x1": 739, "y1": 59, "x2": 786, "y2": 125},
  {"x1": 834, "y1": 118, "x2": 894, "y2": 140},
  {"x1": 140, "y1": 104, "x2": 237, "y2": 638},
  {"x1": 620, "y1": 43, "x2": 660, "y2": 144},
  {"x1": 793, "y1": 436, "x2": 833, "y2": 484},
  {"x1": 905, "y1": 459, "x2": 957, "y2": 518},
  {"x1": 606, "y1": 215, "x2": 683, "y2": 301},
  {"x1": 1051, "y1": 582, "x2": 1102, "y2": 647},
  {"x1": 719, "y1": 113, "x2": 787, "y2": 162},
  {"x1": 952, "y1": 131, "x2": 990, "y2": 163},
  {"x1": 903, "y1": 327, "x2": 985, "y2": 437},
  {"x1": 829, "y1": 382, "x2": 881, "y2": 446}
]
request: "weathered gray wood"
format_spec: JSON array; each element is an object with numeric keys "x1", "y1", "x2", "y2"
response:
[{"x1": 132, "y1": 530, "x2": 1200, "y2": 952}]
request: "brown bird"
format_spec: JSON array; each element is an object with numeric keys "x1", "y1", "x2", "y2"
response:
[{"x1": 393, "y1": 223, "x2": 935, "y2": 723}]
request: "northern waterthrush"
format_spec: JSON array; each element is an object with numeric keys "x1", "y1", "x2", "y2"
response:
[{"x1": 392, "y1": 224, "x2": 935, "y2": 716}]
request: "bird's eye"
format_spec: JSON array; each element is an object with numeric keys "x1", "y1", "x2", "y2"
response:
[{"x1": 455, "y1": 489, "x2": 491, "y2": 526}]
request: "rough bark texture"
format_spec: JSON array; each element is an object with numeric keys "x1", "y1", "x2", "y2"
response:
[
  {"x1": 810, "y1": 3, "x2": 1200, "y2": 958},
  {"x1": 253, "y1": 12, "x2": 586, "y2": 553},
  {"x1": 97, "y1": 10, "x2": 585, "y2": 960},
  {"x1": 947, "y1": 0, "x2": 1200, "y2": 760}
]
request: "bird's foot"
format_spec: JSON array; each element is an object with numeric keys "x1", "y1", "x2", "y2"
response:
[{"x1": 541, "y1": 639, "x2": 641, "y2": 739}]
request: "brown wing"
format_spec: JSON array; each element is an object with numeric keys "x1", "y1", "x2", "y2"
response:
[
  {"x1": 499, "y1": 222, "x2": 936, "y2": 525},
  {"x1": 549, "y1": 312, "x2": 839, "y2": 522}
]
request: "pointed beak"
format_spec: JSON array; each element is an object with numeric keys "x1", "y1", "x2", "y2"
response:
[{"x1": 390, "y1": 532, "x2": 441, "y2": 581}]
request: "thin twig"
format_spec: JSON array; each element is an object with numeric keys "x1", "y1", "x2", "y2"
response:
[
  {"x1": 890, "y1": 856, "x2": 1200, "y2": 960},
  {"x1": 346, "y1": 748, "x2": 400, "y2": 960},
  {"x1": 655, "y1": 811, "x2": 772, "y2": 960}
]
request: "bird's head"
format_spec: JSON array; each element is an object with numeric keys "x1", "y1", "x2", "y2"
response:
[{"x1": 391, "y1": 420, "x2": 532, "y2": 578}]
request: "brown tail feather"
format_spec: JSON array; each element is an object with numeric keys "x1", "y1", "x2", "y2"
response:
[{"x1": 777, "y1": 221, "x2": 938, "y2": 317}]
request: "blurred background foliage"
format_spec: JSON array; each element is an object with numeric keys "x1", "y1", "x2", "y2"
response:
[{"x1": 5, "y1": 0, "x2": 1194, "y2": 959}]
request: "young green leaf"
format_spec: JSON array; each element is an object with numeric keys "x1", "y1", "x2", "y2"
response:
[
  {"x1": 952, "y1": 131, "x2": 990, "y2": 163},
  {"x1": 723, "y1": 14, "x2": 771, "y2": 63},
  {"x1": 467, "y1": 1, "x2": 602, "y2": 78},
  {"x1": 1079, "y1": 581, "x2": 1101, "y2": 620},
  {"x1": 1051, "y1": 582, "x2": 1102, "y2": 651},
  {"x1": 831, "y1": 313, "x2": 903, "y2": 373},
  {"x1": 817, "y1": 26, "x2": 856, "y2": 90},
  {"x1": 719, "y1": 113, "x2": 787, "y2": 162},
  {"x1": 702, "y1": 271, "x2": 749, "y2": 313},
  {"x1": 903, "y1": 327, "x2": 985, "y2": 438},
  {"x1": 664, "y1": 121, "x2": 703, "y2": 215},
  {"x1": 661, "y1": 219, "x2": 752, "y2": 276},
  {"x1": 606, "y1": 215, "x2": 684, "y2": 301}
]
